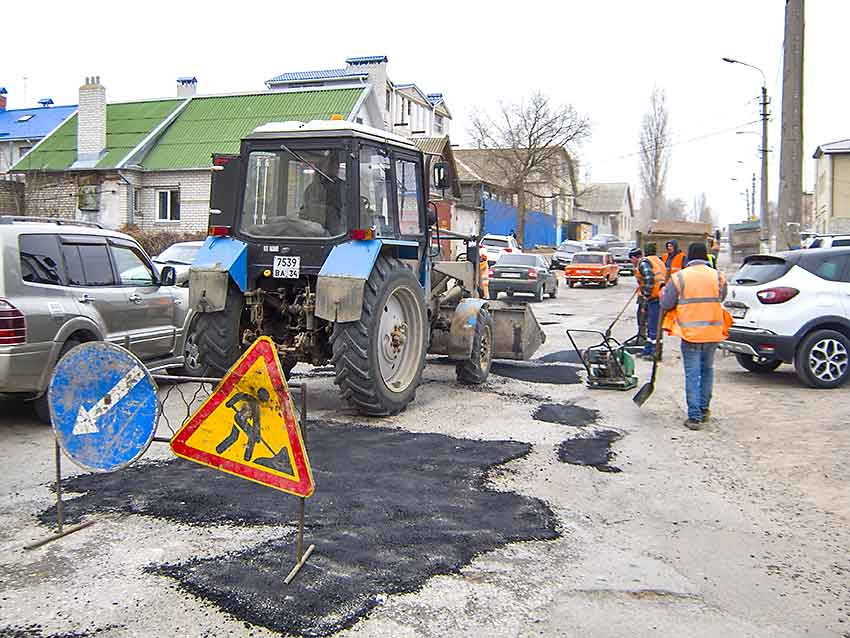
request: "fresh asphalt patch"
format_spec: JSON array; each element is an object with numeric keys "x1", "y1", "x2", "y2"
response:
[
  {"x1": 535, "y1": 350, "x2": 583, "y2": 364},
  {"x1": 39, "y1": 421, "x2": 558, "y2": 636},
  {"x1": 532, "y1": 402, "x2": 600, "y2": 427},
  {"x1": 557, "y1": 429, "x2": 622, "y2": 473},
  {"x1": 490, "y1": 361, "x2": 582, "y2": 385}
]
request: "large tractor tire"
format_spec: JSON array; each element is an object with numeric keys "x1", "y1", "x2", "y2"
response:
[
  {"x1": 456, "y1": 308, "x2": 493, "y2": 385},
  {"x1": 194, "y1": 283, "x2": 246, "y2": 377},
  {"x1": 331, "y1": 256, "x2": 427, "y2": 416}
]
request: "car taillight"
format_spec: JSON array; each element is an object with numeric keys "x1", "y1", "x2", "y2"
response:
[
  {"x1": 528, "y1": 269, "x2": 538, "y2": 279},
  {"x1": 208, "y1": 225, "x2": 230, "y2": 237},
  {"x1": 504, "y1": 248, "x2": 513, "y2": 253},
  {"x1": 757, "y1": 287, "x2": 799, "y2": 304},
  {"x1": 0, "y1": 299, "x2": 25, "y2": 345}
]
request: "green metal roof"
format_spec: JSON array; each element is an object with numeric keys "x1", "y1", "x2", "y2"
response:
[
  {"x1": 140, "y1": 89, "x2": 364, "y2": 170},
  {"x1": 12, "y1": 99, "x2": 182, "y2": 171}
]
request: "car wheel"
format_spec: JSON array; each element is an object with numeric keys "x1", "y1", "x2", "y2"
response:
[
  {"x1": 612, "y1": 275, "x2": 619, "y2": 286},
  {"x1": 172, "y1": 323, "x2": 208, "y2": 378},
  {"x1": 794, "y1": 329, "x2": 850, "y2": 389},
  {"x1": 534, "y1": 283, "x2": 545, "y2": 302},
  {"x1": 568, "y1": 281, "x2": 575, "y2": 288},
  {"x1": 735, "y1": 353, "x2": 782, "y2": 373}
]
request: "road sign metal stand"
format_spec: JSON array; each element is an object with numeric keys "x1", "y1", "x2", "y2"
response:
[
  {"x1": 285, "y1": 382, "x2": 315, "y2": 585},
  {"x1": 24, "y1": 440, "x2": 97, "y2": 551}
]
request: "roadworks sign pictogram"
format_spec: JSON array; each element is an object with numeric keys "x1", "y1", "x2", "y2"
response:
[{"x1": 171, "y1": 337, "x2": 314, "y2": 497}]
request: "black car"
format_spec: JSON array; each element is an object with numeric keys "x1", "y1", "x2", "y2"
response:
[{"x1": 489, "y1": 253, "x2": 559, "y2": 302}]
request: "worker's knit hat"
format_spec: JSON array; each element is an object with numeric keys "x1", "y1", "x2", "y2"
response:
[{"x1": 687, "y1": 242, "x2": 709, "y2": 262}]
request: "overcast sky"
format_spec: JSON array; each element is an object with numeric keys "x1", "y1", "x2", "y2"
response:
[{"x1": 3, "y1": 1, "x2": 843, "y2": 229}]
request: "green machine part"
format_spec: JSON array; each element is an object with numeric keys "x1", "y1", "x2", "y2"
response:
[{"x1": 620, "y1": 349, "x2": 636, "y2": 377}]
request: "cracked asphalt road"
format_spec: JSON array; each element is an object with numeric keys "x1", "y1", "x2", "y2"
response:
[{"x1": 1, "y1": 266, "x2": 848, "y2": 637}]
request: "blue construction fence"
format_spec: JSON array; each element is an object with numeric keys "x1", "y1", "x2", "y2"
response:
[{"x1": 482, "y1": 198, "x2": 560, "y2": 248}]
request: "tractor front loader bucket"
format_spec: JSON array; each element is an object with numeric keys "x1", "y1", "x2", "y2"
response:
[{"x1": 488, "y1": 301, "x2": 546, "y2": 361}]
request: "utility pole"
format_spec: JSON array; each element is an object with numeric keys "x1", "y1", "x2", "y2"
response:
[
  {"x1": 777, "y1": 0, "x2": 805, "y2": 250},
  {"x1": 752, "y1": 172, "x2": 757, "y2": 221},
  {"x1": 760, "y1": 84, "x2": 770, "y2": 252}
]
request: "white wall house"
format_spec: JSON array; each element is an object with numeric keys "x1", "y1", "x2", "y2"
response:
[{"x1": 265, "y1": 55, "x2": 451, "y2": 138}]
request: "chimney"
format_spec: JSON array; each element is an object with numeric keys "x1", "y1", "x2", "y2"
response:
[
  {"x1": 345, "y1": 56, "x2": 389, "y2": 129},
  {"x1": 177, "y1": 76, "x2": 197, "y2": 98},
  {"x1": 76, "y1": 76, "x2": 107, "y2": 167},
  {"x1": 0, "y1": 87, "x2": 7, "y2": 112}
]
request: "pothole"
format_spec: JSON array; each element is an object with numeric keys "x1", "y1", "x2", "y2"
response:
[
  {"x1": 558, "y1": 429, "x2": 622, "y2": 473},
  {"x1": 532, "y1": 402, "x2": 599, "y2": 427}
]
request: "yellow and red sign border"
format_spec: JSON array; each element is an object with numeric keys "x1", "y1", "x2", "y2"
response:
[{"x1": 171, "y1": 337, "x2": 314, "y2": 497}]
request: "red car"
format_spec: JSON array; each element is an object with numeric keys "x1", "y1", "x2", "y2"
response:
[{"x1": 564, "y1": 252, "x2": 620, "y2": 287}]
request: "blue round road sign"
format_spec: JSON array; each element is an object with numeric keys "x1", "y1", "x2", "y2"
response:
[{"x1": 49, "y1": 342, "x2": 158, "y2": 472}]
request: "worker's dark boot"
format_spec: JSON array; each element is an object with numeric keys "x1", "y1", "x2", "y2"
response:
[
  {"x1": 684, "y1": 418, "x2": 704, "y2": 430},
  {"x1": 701, "y1": 408, "x2": 711, "y2": 422}
]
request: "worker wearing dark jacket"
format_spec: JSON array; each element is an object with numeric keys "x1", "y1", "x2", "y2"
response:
[
  {"x1": 629, "y1": 245, "x2": 667, "y2": 359},
  {"x1": 661, "y1": 242, "x2": 732, "y2": 430},
  {"x1": 664, "y1": 240, "x2": 686, "y2": 278}
]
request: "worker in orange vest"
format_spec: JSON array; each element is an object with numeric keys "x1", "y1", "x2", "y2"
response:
[
  {"x1": 629, "y1": 245, "x2": 667, "y2": 359},
  {"x1": 661, "y1": 242, "x2": 733, "y2": 430},
  {"x1": 479, "y1": 252, "x2": 489, "y2": 299},
  {"x1": 664, "y1": 239, "x2": 686, "y2": 278}
]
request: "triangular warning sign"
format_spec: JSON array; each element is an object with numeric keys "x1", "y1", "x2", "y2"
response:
[{"x1": 171, "y1": 337, "x2": 314, "y2": 497}]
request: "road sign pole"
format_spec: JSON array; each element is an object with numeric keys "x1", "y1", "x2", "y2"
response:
[
  {"x1": 24, "y1": 438, "x2": 97, "y2": 550},
  {"x1": 286, "y1": 382, "x2": 315, "y2": 585}
]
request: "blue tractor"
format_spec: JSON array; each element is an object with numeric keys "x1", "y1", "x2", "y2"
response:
[{"x1": 188, "y1": 120, "x2": 544, "y2": 416}]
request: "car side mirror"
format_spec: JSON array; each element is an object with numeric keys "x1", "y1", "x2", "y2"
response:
[{"x1": 160, "y1": 265, "x2": 177, "y2": 287}]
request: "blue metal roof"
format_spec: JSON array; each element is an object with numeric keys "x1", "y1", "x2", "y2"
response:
[
  {"x1": 266, "y1": 68, "x2": 368, "y2": 84},
  {"x1": 0, "y1": 104, "x2": 76, "y2": 141},
  {"x1": 345, "y1": 55, "x2": 387, "y2": 65}
]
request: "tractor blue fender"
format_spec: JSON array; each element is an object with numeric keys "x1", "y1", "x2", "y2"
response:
[
  {"x1": 315, "y1": 240, "x2": 383, "y2": 322},
  {"x1": 188, "y1": 236, "x2": 247, "y2": 312},
  {"x1": 448, "y1": 298, "x2": 489, "y2": 360}
]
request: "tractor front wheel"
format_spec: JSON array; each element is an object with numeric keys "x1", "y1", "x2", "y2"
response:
[
  {"x1": 456, "y1": 308, "x2": 494, "y2": 385},
  {"x1": 331, "y1": 256, "x2": 427, "y2": 416}
]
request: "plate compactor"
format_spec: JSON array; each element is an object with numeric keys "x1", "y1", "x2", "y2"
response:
[{"x1": 566, "y1": 329, "x2": 638, "y2": 390}]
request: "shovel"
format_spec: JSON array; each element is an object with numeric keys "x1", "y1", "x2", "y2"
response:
[{"x1": 633, "y1": 309, "x2": 665, "y2": 407}]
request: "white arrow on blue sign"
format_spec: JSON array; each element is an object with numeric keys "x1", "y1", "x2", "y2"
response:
[{"x1": 49, "y1": 342, "x2": 158, "y2": 472}]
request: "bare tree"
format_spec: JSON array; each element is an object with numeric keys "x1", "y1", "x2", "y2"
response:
[
  {"x1": 638, "y1": 86, "x2": 671, "y2": 219},
  {"x1": 692, "y1": 192, "x2": 715, "y2": 226},
  {"x1": 663, "y1": 197, "x2": 687, "y2": 221},
  {"x1": 468, "y1": 92, "x2": 590, "y2": 247}
]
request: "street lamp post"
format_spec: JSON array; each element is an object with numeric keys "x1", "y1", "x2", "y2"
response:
[{"x1": 723, "y1": 57, "x2": 770, "y2": 253}]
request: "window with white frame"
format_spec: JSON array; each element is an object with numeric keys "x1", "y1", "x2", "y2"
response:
[
  {"x1": 156, "y1": 189, "x2": 180, "y2": 221},
  {"x1": 133, "y1": 188, "x2": 141, "y2": 214},
  {"x1": 435, "y1": 114, "x2": 444, "y2": 134}
]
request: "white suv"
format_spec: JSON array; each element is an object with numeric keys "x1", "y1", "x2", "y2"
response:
[
  {"x1": 480, "y1": 234, "x2": 521, "y2": 265},
  {"x1": 805, "y1": 235, "x2": 850, "y2": 249},
  {"x1": 720, "y1": 248, "x2": 850, "y2": 388}
]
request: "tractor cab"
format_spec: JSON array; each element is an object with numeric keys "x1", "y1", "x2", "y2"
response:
[{"x1": 209, "y1": 120, "x2": 431, "y2": 285}]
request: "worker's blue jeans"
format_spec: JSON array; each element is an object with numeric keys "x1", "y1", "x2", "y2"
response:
[
  {"x1": 680, "y1": 341, "x2": 718, "y2": 421},
  {"x1": 641, "y1": 298, "x2": 660, "y2": 355}
]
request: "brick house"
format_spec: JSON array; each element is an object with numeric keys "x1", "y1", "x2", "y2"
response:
[
  {"x1": 573, "y1": 182, "x2": 635, "y2": 239},
  {"x1": 266, "y1": 55, "x2": 451, "y2": 139},
  {"x1": 12, "y1": 77, "x2": 377, "y2": 231}
]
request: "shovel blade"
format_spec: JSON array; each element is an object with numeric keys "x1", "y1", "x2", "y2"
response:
[{"x1": 632, "y1": 381, "x2": 655, "y2": 406}]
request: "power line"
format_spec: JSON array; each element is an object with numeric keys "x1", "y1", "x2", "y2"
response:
[{"x1": 598, "y1": 118, "x2": 763, "y2": 162}]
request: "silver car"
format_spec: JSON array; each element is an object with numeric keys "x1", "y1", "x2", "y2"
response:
[{"x1": 0, "y1": 217, "x2": 200, "y2": 421}]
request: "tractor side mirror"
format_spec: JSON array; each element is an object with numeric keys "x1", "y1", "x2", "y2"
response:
[
  {"x1": 427, "y1": 202, "x2": 438, "y2": 228},
  {"x1": 433, "y1": 161, "x2": 449, "y2": 190}
]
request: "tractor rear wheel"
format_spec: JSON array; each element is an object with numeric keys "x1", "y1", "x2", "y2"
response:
[
  {"x1": 456, "y1": 308, "x2": 493, "y2": 385},
  {"x1": 194, "y1": 283, "x2": 246, "y2": 377},
  {"x1": 331, "y1": 256, "x2": 426, "y2": 416}
]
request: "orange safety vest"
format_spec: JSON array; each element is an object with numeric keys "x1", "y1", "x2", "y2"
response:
[
  {"x1": 666, "y1": 251, "x2": 685, "y2": 277},
  {"x1": 662, "y1": 265, "x2": 732, "y2": 343},
  {"x1": 636, "y1": 255, "x2": 667, "y2": 299},
  {"x1": 479, "y1": 254, "x2": 489, "y2": 298}
]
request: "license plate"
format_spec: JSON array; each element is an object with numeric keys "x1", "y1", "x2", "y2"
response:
[
  {"x1": 577, "y1": 270, "x2": 591, "y2": 274},
  {"x1": 273, "y1": 256, "x2": 300, "y2": 278},
  {"x1": 730, "y1": 307, "x2": 747, "y2": 319},
  {"x1": 501, "y1": 272, "x2": 521, "y2": 278}
]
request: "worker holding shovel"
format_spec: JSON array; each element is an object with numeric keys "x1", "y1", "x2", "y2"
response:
[
  {"x1": 629, "y1": 245, "x2": 667, "y2": 360},
  {"x1": 659, "y1": 242, "x2": 732, "y2": 430}
]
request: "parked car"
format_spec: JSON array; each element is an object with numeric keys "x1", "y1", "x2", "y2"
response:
[
  {"x1": 0, "y1": 217, "x2": 202, "y2": 421},
  {"x1": 720, "y1": 247, "x2": 850, "y2": 388},
  {"x1": 607, "y1": 240, "x2": 636, "y2": 275},
  {"x1": 153, "y1": 240, "x2": 204, "y2": 285},
  {"x1": 564, "y1": 252, "x2": 620, "y2": 287},
  {"x1": 550, "y1": 240, "x2": 587, "y2": 269},
  {"x1": 585, "y1": 233, "x2": 620, "y2": 252},
  {"x1": 480, "y1": 234, "x2": 521, "y2": 265},
  {"x1": 489, "y1": 253, "x2": 558, "y2": 302},
  {"x1": 804, "y1": 235, "x2": 850, "y2": 249}
]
